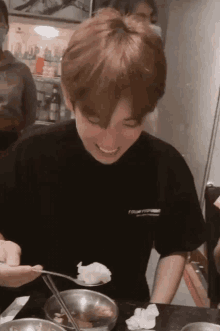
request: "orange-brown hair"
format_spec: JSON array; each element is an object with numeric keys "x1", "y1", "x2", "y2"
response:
[{"x1": 61, "y1": 8, "x2": 166, "y2": 128}]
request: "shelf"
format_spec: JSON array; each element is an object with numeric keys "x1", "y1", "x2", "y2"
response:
[
  {"x1": 33, "y1": 75, "x2": 61, "y2": 83},
  {"x1": 35, "y1": 120, "x2": 55, "y2": 126}
]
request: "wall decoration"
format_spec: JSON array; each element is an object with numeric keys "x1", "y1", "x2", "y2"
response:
[{"x1": 9, "y1": 0, "x2": 90, "y2": 23}]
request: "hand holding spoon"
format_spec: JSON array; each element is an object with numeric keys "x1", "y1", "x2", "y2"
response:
[{"x1": 0, "y1": 261, "x2": 107, "y2": 287}]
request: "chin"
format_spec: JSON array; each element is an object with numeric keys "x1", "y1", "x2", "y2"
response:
[
  {"x1": 92, "y1": 152, "x2": 121, "y2": 165},
  {"x1": 98, "y1": 159, "x2": 117, "y2": 165},
  {"x1": 95, "y1": 157, "x2": 118, "y2": 165}
]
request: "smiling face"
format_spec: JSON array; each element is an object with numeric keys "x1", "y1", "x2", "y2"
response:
[{"x1": 74, "y1": 97, "x2": 144, "y2": 164}]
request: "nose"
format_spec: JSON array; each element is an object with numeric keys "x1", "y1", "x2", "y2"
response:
[{"x1": 100, "y1": 127, "x2": 118, "y2": 150}]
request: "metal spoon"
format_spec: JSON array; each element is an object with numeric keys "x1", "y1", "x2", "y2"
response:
[
  {"x1": 0, "y1": 261, "x2": 104, "y2": 287},
  {"x1": 32, "y1": 268, "x2": 105, "y2": 287}
]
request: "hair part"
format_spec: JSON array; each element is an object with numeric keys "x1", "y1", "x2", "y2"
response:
[{"x1": 61, "y1": 8, "x2": 166, "y2": 128}]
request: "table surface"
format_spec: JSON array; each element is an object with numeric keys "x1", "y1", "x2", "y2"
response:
[{"x1": 4, "y1": 293, "x2": 219, "y2": 331}]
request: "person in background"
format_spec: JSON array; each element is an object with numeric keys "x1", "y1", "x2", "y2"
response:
[
  {"x1": 0, "y1": 0, "x2": 37, "y2": 156},
  {"x1": 92, "y1": 0, "x2": 158, "y2": 23},
  {"x1": 0, "y1": 8, "x2": 206, "y2": 305},
  {"x1": 92, "y1": 0, "x2": 162, "y2": 38}
]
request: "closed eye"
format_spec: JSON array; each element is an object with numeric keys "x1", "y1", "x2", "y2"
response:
[
  {"x1": 123, "y1": 120, "x2": 139, "y2": 128},
  {"x1": 87, "y1": 116, "x2": 100, "y2": 125},
  {"x1": 87, "y1": 117, "x2": 140, "y2": 128}
]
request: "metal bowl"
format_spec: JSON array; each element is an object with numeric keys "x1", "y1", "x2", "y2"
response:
[
  {"x1": 181, "y1": 322, "x2": 220, "y2": 331},
  {"x1": 0, "y1": 318, "x2": 66, "y2": 331},
  {"x1": 44, "y1": 289, "x2": 119, "y2": 331}
]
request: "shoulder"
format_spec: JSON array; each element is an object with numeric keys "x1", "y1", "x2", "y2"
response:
[
  {"x1": 5, "y1": 52, "x2": 27, "y2": 70},
  {"x1": 5, "y1": 52, "x2": 33, "y2": 77},
  {"x1": 140, "y1": 131, "x2": 193, "y2": 179},
  {"x1": 140, "y1": 131, "x2": 184, "y2": 159},
  {"x1": 13, "y1": 60, "x2": 29, "y2": 71},
  {"x1": 14, "y1": 61, "x2": 33, "y2": 79},
  {"x1": 0, "y1": 120, "x2": 78, "y2": 186},
  {"x1": 1, "y1": 52, "x2": 34, "y2": 85},
  {"x1": 10, "y1": 120, "x2": 78, "y2": 158},
  {"x1": 22, "y1": 120, "x2": 76, "y2": 137}
]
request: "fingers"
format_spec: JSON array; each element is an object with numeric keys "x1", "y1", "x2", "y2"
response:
[
  {"x1": 0, "y1": 240, "x2": 44, "y2": 288},
  {"x1": 5, "y1": 241, "x2": 21, "y2": 266},
  {"x1": 0, "y1": 240, "x2": 21, "y2": 266},
  {"x1": 0, "y1": 240, "x2": 43, "y2": 287},
  {"x1": 0, "y1": 264, "x2": 43, "y2": 288},
  {"x1": 0, "y1": 239, "x2": 6, "y2": 262},
  {"x1": 32, "y1": 265, "x2": 43, "y2": 271}
]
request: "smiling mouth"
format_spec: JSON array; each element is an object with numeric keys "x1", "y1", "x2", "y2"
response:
[{"x1": 96, "y1": 144, "x2": 120, "y2": 156}]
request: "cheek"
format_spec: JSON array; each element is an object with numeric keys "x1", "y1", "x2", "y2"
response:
[
  {"x1": 122, "y1": 128, "x2": 142, "y2": 142},
  {"x1": 77, "y1": 123, "x2": 102, "y2": 143}
]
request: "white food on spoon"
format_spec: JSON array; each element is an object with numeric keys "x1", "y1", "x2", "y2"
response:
[
  {"x1": 126, "y1": 304, "x2": 159, "y2": 330},
  {"x1": 77, "y1": 262, "x2": 112, "y2": 284}
]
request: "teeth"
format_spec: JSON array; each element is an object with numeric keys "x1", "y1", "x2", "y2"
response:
[{"x1": 98, "y1": 146, "x2": 118, "y2": 154}]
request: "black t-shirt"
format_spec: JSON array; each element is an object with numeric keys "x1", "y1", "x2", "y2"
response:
[{"x1": 0, "y1": 120, "x2": 206, "y2": 302}]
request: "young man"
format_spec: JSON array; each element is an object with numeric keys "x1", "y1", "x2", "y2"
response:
[{"x1": 0, "y1": 8, "x2": 206, "y2": 304}]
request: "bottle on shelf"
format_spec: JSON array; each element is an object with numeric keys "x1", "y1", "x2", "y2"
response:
[
  {"x1": 49, "y1": 84, "x2": 61, "y2": 122},
  {"x1": 35, "y1": 47, "x2": 45, "y2": 76}
]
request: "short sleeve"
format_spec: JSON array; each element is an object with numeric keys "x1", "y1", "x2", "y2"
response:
[{"x1": 154, "y1": 147, "x2": 207, "y2": 256}]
